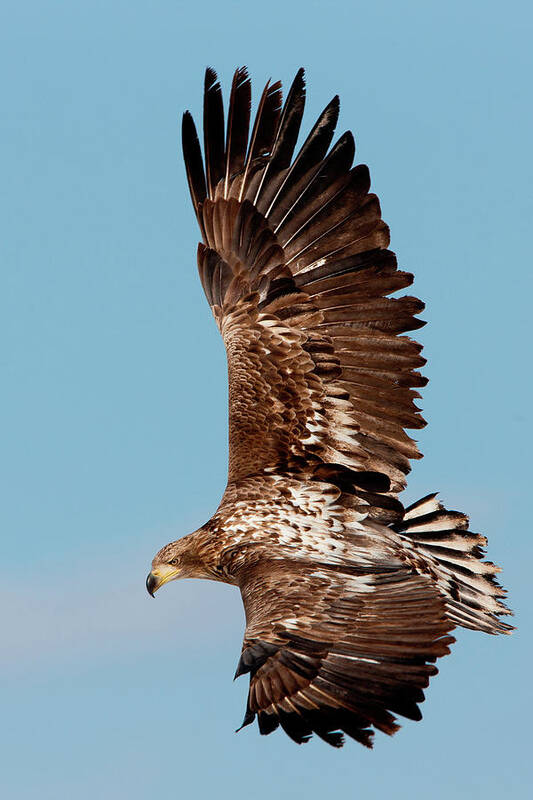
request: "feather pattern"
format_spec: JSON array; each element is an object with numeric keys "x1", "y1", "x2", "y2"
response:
[
  {"x1": 264, "y1": 95, "x2": 339, "y2": 218},
  {"x1": 224, "y1": 67, "x2": 251, "y2": 198},
  {"x1": 252, "y1": 68, "x2": 306, "y2": 210},
  {"x1": 203, "y1": 67, "x2": 226, "y2": 199},
  {"x1": 181, "y1": 111, "x2": 206, "y2": 229},
  {"x1": 272, "y1": 131, "x2": 356, "y2": 239},
  {"x1": 238, "y1": 79, "x2": 282, "y2": 202}
]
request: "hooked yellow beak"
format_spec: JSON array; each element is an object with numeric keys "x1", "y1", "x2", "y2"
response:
[{"x1": 146, "y1": 565, "x2": 181, "y2": 596}]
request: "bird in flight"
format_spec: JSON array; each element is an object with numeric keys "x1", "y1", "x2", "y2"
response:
[{"x1": 146, "y1": 67, "x2": 512, "y2": 748}]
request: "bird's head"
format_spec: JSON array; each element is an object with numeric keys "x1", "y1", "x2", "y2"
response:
[{"x1": 146, "y1": 535, "x2": 207, "y2": 596}]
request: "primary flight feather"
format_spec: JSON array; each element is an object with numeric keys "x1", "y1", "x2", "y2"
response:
[{"x1": 146, "y1": 67, "x2": 512, "y2": 748}]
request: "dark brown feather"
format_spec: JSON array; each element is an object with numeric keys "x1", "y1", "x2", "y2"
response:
[
  {"x1": 203, "y1": 68, "x2": 226, "y2": 198},
  {"x1": 224, "y1": 67, "x2": 251, "y2": 198},
  {"x1": 264, "y1": 95, "x2": 340, "y2": 218},
  {"x1": 253, "y1": 68, "x2": 306, "y2": 212},
  {"x1": 273, "y1": 132, "x2": 356, "y2": 240},
  {"x1": 181, "y1": 111, "x2": 207, "y2": 229},
  {"x1": 239, "y1": 79, "x2": 282, "y2": 202}
]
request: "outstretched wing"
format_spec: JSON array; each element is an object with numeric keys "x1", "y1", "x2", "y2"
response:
[
  {"x1": 182, "y1": 68, "x2": 426, "y2": 491},
  {"x1": 236, "y1": 560, "x2": 454, "y2": 748},
  {"x1": 210, "y1": 471, "x2": 509, "y2": 748}
]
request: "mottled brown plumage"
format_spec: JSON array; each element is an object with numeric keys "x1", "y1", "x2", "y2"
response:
[{"x1": 147, "y1": 68, "x2": 512, "y2": 749}]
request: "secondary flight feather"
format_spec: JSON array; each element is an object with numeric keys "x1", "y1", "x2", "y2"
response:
[{"x1": 146, "y1": 67, "x2": 512, "y2": 748}]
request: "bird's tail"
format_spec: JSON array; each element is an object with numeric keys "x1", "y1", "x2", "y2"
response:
[{"x1": 394, "y1": 494, "x2": 513, "y2": 634}]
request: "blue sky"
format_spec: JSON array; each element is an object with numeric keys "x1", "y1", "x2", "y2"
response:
[{"x1": 2, "y1": 1, "x2": 531, "y2": 797}]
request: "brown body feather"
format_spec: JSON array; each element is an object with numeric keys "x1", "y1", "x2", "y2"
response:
[{"x1": 148, "y1": 68, "x2": 512, "y2": 750}]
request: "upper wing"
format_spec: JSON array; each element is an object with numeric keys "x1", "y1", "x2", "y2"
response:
[
  {"x1": 235, "y1": 561, "x2": 454, "y2": 748},
  {"x1": 182, "y1": 67, "x2": 427, "y2": 491}
]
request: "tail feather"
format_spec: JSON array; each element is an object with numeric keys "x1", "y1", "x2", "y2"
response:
[{"x1": 396, "y1": 494, "x2": 513, "y2": 635}]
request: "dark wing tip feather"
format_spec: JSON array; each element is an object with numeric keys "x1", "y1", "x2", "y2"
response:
[
  {"x1": 181, "y1": 111, "x2": 207, "y2": 220},
  {"x1": 205, "y1": 66, "x2": 219, "y2": 87},
  {"x1": 234, "y1": 64, "x2": 250, "y2": 84},
  {"x1": 341, "y1": 129, "x2": 356, "y2": 154},
  {"x1": 224, "y1": 66, "x2": 252, "y2": 196},
  {"x1": 266, "y1": 67, "x2": 307, "y2": 173},
  {"x1": 295, "y1": 66, "x2": 306, "y2": 85},
  {"x1": 203, "y1": 66, "x2": 226, "y2": 198}
]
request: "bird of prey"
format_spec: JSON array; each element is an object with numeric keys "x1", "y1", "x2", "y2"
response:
[{"x1": 146, "y1": 67, "x2": 512, "y2": 748}]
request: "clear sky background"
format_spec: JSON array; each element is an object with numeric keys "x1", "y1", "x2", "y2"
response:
[{"x1": 2, "y1": 1, "x2": 531, "y2": 798}]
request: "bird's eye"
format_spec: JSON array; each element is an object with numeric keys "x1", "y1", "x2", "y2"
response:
[{"x1": 169, "y1": 557, "x2": 180, "y2": 566}]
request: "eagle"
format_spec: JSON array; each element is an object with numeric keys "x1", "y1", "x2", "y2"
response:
[{"x1": 145, "y1": 67, "x2": 512, "y2": 749}]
